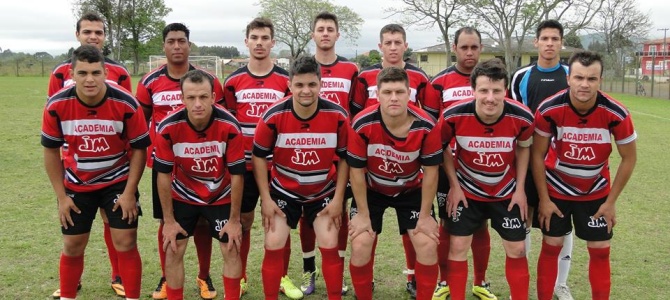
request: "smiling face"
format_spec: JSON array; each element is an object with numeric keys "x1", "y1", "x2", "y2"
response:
[
  {"x1": 312, "y1": 19, "x2": 339, "y2": 51},
  {"x1": 246, "y1": 27, "x2": 275, "y2": 60},
  {"x1": 163, "y1": 30, "x2": 190, "y2": 65},
  {"x1": 473, "y1": 76, "x2": 506, "y2": 123},
  {"x1": 76, "y1": 20, "x2": 105, "y2": 50},
  {"x1": 70, "y1": 60, "x2": 108, "y2": 104},
  {"x1": 289, "y1": 73, "x2": 321, "y2": 109}
]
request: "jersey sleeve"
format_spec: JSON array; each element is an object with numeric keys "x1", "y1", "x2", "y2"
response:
[
  {"x1": 251, "y1": 115, "x2": 276, "y2": 158},
  {"x1": 213, "y1": 77, "x2": 225, "y2": 107},
  {"x1": 40, "y1": 105, "x2": 64, "y2": 148},
  {"x1": 346, "y1": 125, "x2": 368, "y2": 168},
  {"x1": 226, "y1": 122, "x2": 247, "y2": 175},
  {"x1": 125, "y1": 104, "x2": 151, "y2": 149},
  {"x1": 421, "y1": 124, "x2": 444, "y2": 166},
  {"x1": 533, "y1": 109, "x2": 553, "y2": 138},
  {"x1": 351, "y1": 77, "x2": 368, "y2": 116},
  {"x1": 47, "y1": 71, "x2": 65, "y2": 98},
  {"x1": 517, "y1": 118, "x2": 535, "y2": 146},
  {"x1": 612, "y1": 112, "x2": 637, "y2": 145},
  {"x1": 439, "y1": 116, "x2": 455, "y2": 150},
  {"x1": 153, "y1": 128, "x2": 175, "y2": 174},
  {"x1": 135, "y1": 79, "x2": 153, "y2": 110},
  {"x1": 222, "y1": 78, "x2": 237, "y2": 115},
  {"x1": 509, "y1": 70, "x2": 523, "y2": 102},
  {"x1": 421, "y1": 82, "x2": 441, "y2": 120},
  {"x1": 335, "y1": 116, "x2": 349, "y2": 159},
  {"x1": 119, "y1": 73, "x2": 132, "y2": 93}
]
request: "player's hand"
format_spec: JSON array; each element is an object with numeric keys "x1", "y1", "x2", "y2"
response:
[
  {"x1": 348, "y1": 212, "x2": 374, "y2": 241},
  {"x1": 220, "y1": 219, "x2": 242, "y2": 252},
  {"x1": 537, "y1": 199, "x2": 563, "y2": 231},
  {"x1": 593, "y1": 201, "x2": 616, "y2": 233},
  {"x1": 447, "y1": 187, "x2": 467, "y2": 218},
  {"x1": 58, "y1": 195, "x2": 80, "y2": 229},
  {"x1": 112, "y1": 192, "x2": 138, "y2": 224},
  {"x1": 162, "y1": 220, "x2": 187, "y2": 253},
  {"x1": 317, "y1": 198, "x2": 343, "y2": 231},
  {"x1": 260, "y1": 198, "x2": 284, "y2": 233},
  {"x1": 509, "y1": 189, "x2": 528, "y2": 222},
  {"x1": 412, "y1": 215, "x2": 439, "y2": 245}
]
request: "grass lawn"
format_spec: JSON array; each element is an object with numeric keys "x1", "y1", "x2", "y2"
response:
[{"x1": 0, "y1": 76, "x2": 667, "y2": 299}]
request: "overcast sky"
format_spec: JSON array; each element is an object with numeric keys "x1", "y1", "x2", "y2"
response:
[{"x1": 1, "y1": 0, "x2": 668, "y2": 57}]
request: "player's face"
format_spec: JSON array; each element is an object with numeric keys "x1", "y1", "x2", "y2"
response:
[
  {"x1": 568, "y1": 61, "x2": 602, "y2": 104},
  {"x1": 70, "y1": 60, "x2": 108, "y2": 103},
  {"x1": 473, "y1": 76, "x2": 506, "y2": 121},
  {"x1": 378, "y1": 80, "x2": 410, "y2": 118},
  {"x1": 289, "y1": 73, "x2": 321, "y2": 108},
  {"x1": 246, "y1": 28, "x2": 275, "y2": 60},
  {"x1": 164, "y1": 31, "x2": 190, "y2": 65},
  {"x1": 534, "y1": 28, "x2": 562, "y2": 62},
  {"x1": 312, "y1": 19, "x2": 339, "y2": 51},
  {"x1": 76, "y1": 20, "x2": 105, "y2": 50},
  {"x1": 379, "y1": 32, "x2": 408, "y2": 65},
  {"x1": 453, "y1": 33, "x2": 482, "y2": 72},
  {"x1": 181, "y1": 80, "x2": 214, "y2": 124}
]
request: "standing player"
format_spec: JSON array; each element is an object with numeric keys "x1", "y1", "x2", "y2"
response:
[
  {"x1": 221, "y1": 17, "x2": 299, "y2": 299},
  {"x1": 253, "y1": 56, "x2": 349, "y2": 300},
  {"x1": 348, "y1": 67, "x2": 441, "y2": 300},
  {"x1": 136, "y1": 23, "x2": 224, "y2": 300},
  {"x1": 509, "y1": 19, "x2": 574, "y2": 300},
  {"x1": 48, "y1": 12, "x2": 132, "y2": 298},
  {"x1": 298, "y1": 11, "x2": 358, "y2": 296},
  {"x1": 42, "y1": 45, "x2": 149, "y2": 300},
  {"x1": 154, "y1": 70, "x2": 245, "y2": 300},
  {"x1": 533, "y1": 51, "x2": 637, "y2": 300},
  {"x1": 442, "y1": 59, "x2": 533, "y2": 300}
]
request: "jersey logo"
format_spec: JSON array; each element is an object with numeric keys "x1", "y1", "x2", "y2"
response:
[
  {"x1": 451, "y1": 206, "x2": 463, "y2": 222},
  {"x1": 214, "y1": 218, "x2": 228, "y2": 231},
  {"x1": 484, "y1": 127, "x2": 494, "y2": 134},
  {"x1": 192, "y1": 157, "x2": 219, "y2": 173},
  {"x1": 578, "y1": 118, "x2": 588, "y2": 125},
  {"x1": 87, "y1": 110, "x2": 97, "y2": 116},
  {"x1": 502, "y1": 217, "x2": 523, "y2": 229},
  {"x1": 378, "y1": 159, "x2": 404, "y2": 174},
  {"x1": 587, "y1": 216, "x2": 607, "y2": 228},
  {"x1": 245, "y1": 102, "x2": 269, "y2": 118},
  {"x1": 564, "y1": 144, "x2": 596, "y2": 161},
  {"x1": 291, "y1": 149, "x2": 320, "y2": 166},
  {"x1": 473, "y1": 152, "x2": 505, "y2": 168},
  {"x1": 321, "y1": 197, "x2": 331, "y2": 208},
  {"x1": 409, "y1": 210, "x2": 420, "y2": 220},
  {"x1": 277, "y1": 199, "x2": 288, "y2": 209},
  {"x1": 78, "y1": 136, "x2": 110, "y2": 152},
  {"x1": 320, "y1": 92, "x2": 341, "y2": 105}
]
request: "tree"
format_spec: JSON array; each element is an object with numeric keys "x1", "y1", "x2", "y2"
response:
[
  {"x1": 404, "y1": 47, "x2": 414, "y2": 60},
  {"x1": 564, "y1": 31, "x2": 584, "y2": 49},
  {"x1": 73, "y1": 0, "x2": 126, "y2": 60},
  {"x1": 199, "y1": 46, "x2": 241, "y2": 58},
  {"x1": 368, "y1": 50, "x2": 382, "y2": 65},
  {"x1": 257, "y1": 0, "x2": 363, "y2": 60}
]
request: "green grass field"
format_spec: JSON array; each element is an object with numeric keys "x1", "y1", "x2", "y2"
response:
[{"x1": 0, "y1": 76, "x2": 667, "y2": 299}]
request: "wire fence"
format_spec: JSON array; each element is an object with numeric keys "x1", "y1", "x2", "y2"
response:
[{"x1": 601, "y1": 74, "x2": 670, "y2": 100}]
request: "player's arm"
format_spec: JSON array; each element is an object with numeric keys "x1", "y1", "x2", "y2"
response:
[
  {"x1": 510, "y1": 139, "x2": 531, "y2": 220},
  {"x1": 135, "y1": 81, "x2": 153, "y2": 122},
  {"x1": 443, "y1": 144, "x2": 467, "y2": 218},
  {"x1": 531, "y1": 131, "x2": 563, "y2": 230},
  {"x1": 113, "y1": 147, "x2": 146, "y2": 223},
  {"x1": 594, "y1": 140, "x2": 637, "y2": 233},
  {"x1": 350, "y1": 77, "x2": 368, "y2": 117},
  {"x1": 44, "y1": 147, "x2": 80, "y2": 229},
  {"x1": 251, "y1": 117, "x2": 284, "y2": 232}
]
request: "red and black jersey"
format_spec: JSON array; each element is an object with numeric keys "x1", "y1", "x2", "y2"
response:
[
  {"x1": 153, "y1": 105, "x2": 245, "y2": 205},
  {"x1": 441, "y1": 98, "x2": 534, "y2": 202},
  {"x1": 48, "y1": 57, "x2": 132, "y2": 97},
  {"x1": 222, "y1": 65, "x2": 290, "y2": 170},
  {"x1": 347, "y1": 104, "x2": 443, "y2": 197},
  {"x1": 252, "y1": 98, "x2": 349, "y2": 202},
  {"x1": 136, "y1": 64, "x2": 224, "y2": 167},
  {"x1": 534, "y1": 90, "x2": 637, "y2": 201},
  {"x1": 429, "y1": 66, "x2": 473, "y2": 113},
  {"x1": 317, "y1": 55, "x2": 358, "y2": 115},
  {"x1": 41, "y1": 84, "x2": 150, "y2": 192}
]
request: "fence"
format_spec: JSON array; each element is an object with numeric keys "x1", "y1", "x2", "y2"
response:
[{"x1": 601, "y1": 72, "x2": 670, "y2": 100}]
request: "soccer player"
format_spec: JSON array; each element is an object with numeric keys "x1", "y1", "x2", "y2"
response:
[
  {"x1": 47, "y1": 12, "x2": 132, "y2": 298},
  {"x1": 221, "y1": 17, "x2": 299, "y2": 299},
  {"x1": 442, "y1": 58, "x2": 533, "y2": 300},
  {"x1": 252, "y1": 56, "x2": 350, "y2": 300},
  {"x1": 348, "y1": 67, "x2": 442, "y2": 300},
  {"x1": 42, "y1": 45, "x2": 149, "y2": 300},
  {"x1": 427, "y1": 26, "x2": 496, "y2": 300},
  {"x1": 509, "y1": 19, "x2": 574, "y2": 300},
  {"x1": 154, "y1": 69, "x2": 245, "y2": 300},
  {"x1": 136, "y1": 23, "x2": 224, "y2": 300},
  {"x1": 298, "y1": 11, "x2": 358, "y2": 296},
  {"x1": 533, "y1": 51, "x2": 637, "y2": 300}
]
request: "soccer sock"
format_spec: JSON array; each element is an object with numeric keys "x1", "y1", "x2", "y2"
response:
[
  {"x1": 262, "y1": 248, "x2": 284, "y2": 300},
  {"x1": 103, "y1": 222, "x2": 120, "y2": 280},
  {"x1": 506, "y1": 256, "x2": 529, "y2": 300},
  {"x1": 415, "y1": 261, "x2": 439, "y2": 300},
  {"x1": 588, "y1": 246, "x2": 611, "y2": 300},
  {"x1": 537, "y1": 241, "x2": 562, "y2": 300},
  {"x1": 223, "y1": 275, "x2": 241, "y2": 300},
  {"x1": 350, "y1": 259, "x2": 373, "y2": 300},
  {"x1": 471, "y1": 224, "x2": 491, "y2": 285},
  {"x1": 338, "y1": 213, "x2": 349, "y2": 261},
  {"x1": 158, "y1": 222, "x2": 166, "y2": 277},
  {"x1": 194, "y1": 223, "x2": 212, "y2": 280},
  {"x1": 166, "y1": 285, "x2": 184, "y2": 300},
  {"x1": 556, "y1": 232, "x2": 574, "y2": 287},
  {"x1": 437, "y1": 224, "x2": 450, "y2": 283},
  {"x1": 59, "y1": 253, "x2": 84, "y2": 299},
  {"x1": 117, "y1": 246, "x2": 142, "y2": 299},
  {"x1": 401, "y1": 233, "x2": 416, "y2": 282},
  {"x1": 446, "y1": 260, "x2": 468, "y2": 300},
  {"x1": 299, "y1": 217, "x2": 317, "y2": 273},
  {"x1": 283, "y1": 235, "x2": 291, "y2": 276},
  {"x1": 524, "y1": 228, "x2": 532, "y2": 258},
  {"x1": 320, "y1": 247, "x2": 344, "y2": 298},
  {"x1": 240, "y1": 229, "x2": 251, "y2": 281}
]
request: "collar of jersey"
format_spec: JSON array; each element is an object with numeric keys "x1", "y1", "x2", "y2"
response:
[{"x1": 536, "y1": 63, "x2": 561, "y2": 73}]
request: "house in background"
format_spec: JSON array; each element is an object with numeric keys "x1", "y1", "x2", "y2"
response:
[{"x1": 638, "y1": 37, "x2": 670, "y2": 77}]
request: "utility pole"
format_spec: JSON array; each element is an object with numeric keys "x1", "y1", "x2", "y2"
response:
[{"x1": 659, "y1": 28, "x2": 669, "y2": 99}]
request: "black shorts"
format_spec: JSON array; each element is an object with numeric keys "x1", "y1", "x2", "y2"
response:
[
  {"x1": 540, "y1": 197, "x2": 613, "y2": 241},
  {"x1": 436, "y1": 170, "x2": 450, "y2": 220},
  {"x1": 152, "y1": 168, "x2": 163, "y2": 219},
  {"x1": 448, "y1": 198, "x2": 526, "y2": 242},
  {"x1": 172, "y1": 200, "x2": 233, "y2": 243},
  {"x1": 62, "y1": 181, "x2": 142, "y2": 235},
  {"x1": 525, "y1": 171, "x2": 540, "y2": 208},
  {"x1": 241, "y1": 170, "x2": 268, "y2": 213},
  {"x1": 272, "y1": 192, "x2": 334, "y2": 229},
  {"x1": 350, "y1": 188, "x2": 434, "y2": 235}
]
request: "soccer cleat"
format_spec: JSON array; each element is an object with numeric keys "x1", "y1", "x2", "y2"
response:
[
  {"x1": 196, "y1": 275, "x2": 217, "y2": 299},
  {"x1": 341, "y1": 279, "x2": 350, "y2": 295},
  {"x1": 152, "y1": 277, "x2": 167, "y2": 300},
  {"x1": 554, "y1": 284, "x2": 574, "y2": 300},
  {"x1": 110, "y1": 275, "x2": 125, "y2": 298},
  {"x1": 280, "y1": 275, "x2": 304, "y2": 299},
  {"x1": 51, "y1": 282, "x2": 82, "y2": 299},
  {"x1": 240, "y1": 277, "x2": 248, "y2": 297},
  {"x1": 405, "y1": 278, "x2": 417, "y2": 298},
  {"x1": 432, "y1": 281, "x2": 450, "y2": 300},
  {"x1": 300, "y1": 268, "x2": 319, "y2": 295},
  {"x1": 472, "y1": 281, "x2": 498, "y2": 300}
]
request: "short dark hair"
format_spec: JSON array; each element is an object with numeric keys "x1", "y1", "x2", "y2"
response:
[
  {"x1": 379, "y1": 24, "x2": 406, "y2": 42},
  {"x1": 313, "y1": 12, "x2": 339, "y2": 32},
  {"x1": 180, "y1": 69, "x2": 214, "y2": 92},
  {"x1": 163, "y1": 23, "x2": 190, "y2": 42},
  {"x1": 77, "y1": 12, "x2": 106, "y2": 33},
  {"x1": 71, "y1": 45, "x2": 105, "y2": 69},
  {"x1": 470, "y1": 58, "x2": 508, "y2": 89},
  {"x1": 454, "y1": 27, "x2": 481, "y2": 46},
  {"x1": 376, "y1": 66, "x2": 409, "y2": 89},
  {"x1": 568, "y1": 50, "x2": 604, "y2": 76},
  {"x1": 247, "y1": 17, "x2": 274, "y2": 39},
  {"x1": 289, "y1": 56, "x2": 321, "y2": 80},
  {"x1": 536, "y1": 19, "x2": 564, "y2": 39}
]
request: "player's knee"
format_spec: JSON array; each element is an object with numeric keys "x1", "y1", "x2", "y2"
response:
[
  {"x1": 240, "y1": 212, "x2": 254, "y2": 230},
  {"x1": 110, "y1": 229, "x2": 138, "y2": 251},
  {"x1": 62, "y1": 235, "x2": 89, "y2": 256},
  {"x1": 503, "y1": 241, "x2": 526, "y2": 258},
  {"x1": 448, "y1": 236, "x2": 470, "y2": 259}
]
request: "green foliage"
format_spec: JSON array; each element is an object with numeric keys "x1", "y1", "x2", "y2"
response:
[
  {"x1": 197, "y1": 46, "x2": 241, "y2": 58},
  {"x1": 368, "y1": 49, "x2": 381, "y2": 64},
  {"x1": 564, "y1": 31, "x2": 584, "y2": 49}
]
